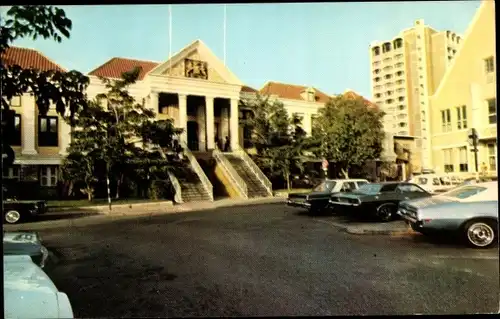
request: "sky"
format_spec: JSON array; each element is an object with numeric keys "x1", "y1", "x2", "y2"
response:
[{"x1": 4, "y1": 1, "x2": 482, "y2": 98}]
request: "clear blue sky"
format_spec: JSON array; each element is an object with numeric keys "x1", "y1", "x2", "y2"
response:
[{"x1": 5, "y1": 1, "x2": 481, "y2": 98}]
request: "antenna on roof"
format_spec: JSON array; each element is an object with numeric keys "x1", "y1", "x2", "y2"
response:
[
  {"x1": 223, "y1": 4, "x2": 227, "y2": 66},
  {"x1": 169, "y1": 5, "x2": 172, "y2": 71}
]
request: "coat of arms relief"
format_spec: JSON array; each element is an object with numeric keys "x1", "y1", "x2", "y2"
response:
[{"x1": 184, "y1": 58, "x2": 208, "y2": 80}]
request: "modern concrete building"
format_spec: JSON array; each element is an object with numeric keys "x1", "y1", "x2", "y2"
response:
[
  {"x1": 369, "y1": 19, "x2": 462, "y2": 171},
  {"x1": 429, "y1": 0, "x2": 496, "y2": 176}
]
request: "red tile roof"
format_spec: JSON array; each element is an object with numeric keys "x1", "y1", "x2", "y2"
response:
[
  {"x1": 88, "y1": 57, "x2": 160, "y2": 80},
  {"x1": 241, "y1": 85, "x2": 258, "y2": 93},
  {"x1": 259, "y1": 81, "x2": 330, "y2": 103},
  {"x1": 1, "y1": 46, "x2": 65, "y2": 72},
  {"x1": 342, "y1": 90, "x2": 379, "y2": 111}
]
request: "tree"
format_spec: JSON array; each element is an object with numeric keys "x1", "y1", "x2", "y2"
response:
[
  {"x1": 309, "y1": 94, "x2": 385, "y2": 178},
  {"x1": 241, "y1": 94, "x2": 309, "y2": 190},
  {"x1": 61, "y1": 67, "x2": 180, "y2": 201},
  {"x1": 1, "y1": 5, "x2": 89, "y2": 119},
  {"x1": 1, "y1": 5, "x2": 89, "y2": 174}
]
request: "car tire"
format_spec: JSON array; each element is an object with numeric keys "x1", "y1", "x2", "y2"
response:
[
  {"x1": 375, "y1": 203, "x2": 397, "y2": 222},
  {"x1": 4, "y1": 210, "x2": 22, "y2": 224},
  {"x1": 462, "y1": 219, "x2": 498, "y2": 248}
]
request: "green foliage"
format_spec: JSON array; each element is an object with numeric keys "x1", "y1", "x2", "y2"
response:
[
  {"x1": 1, "y1": 5, "x2": 89, "y2": 119},
  {"x1": 61, "y1": 67, "x2": 179, "y2": 201},
  {"x1": 309, "y1": 94, "x2": 385, "y2": 177},
  {"x1": 241, "y1": 94, "x2": 309, "y2": 190}
]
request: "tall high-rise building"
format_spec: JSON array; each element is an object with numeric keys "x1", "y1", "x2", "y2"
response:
[{"x1": 369, "y1": 20, "x2": 462, "y2": 171}]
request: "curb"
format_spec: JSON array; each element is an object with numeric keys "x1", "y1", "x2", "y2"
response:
[
  {"x1": 49, "y1": 200, "x2": 174, "y2": 213},
  {"x1": 345, "y1": 226, "x2": 416, "y2": 236},
  {"x1": 4, "y1": 196, "x2": 285, "y2": 231}
]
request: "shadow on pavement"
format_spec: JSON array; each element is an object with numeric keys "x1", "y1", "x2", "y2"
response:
[{"x1": 28, "y1": 209, "x2": 101, "y2": 223}]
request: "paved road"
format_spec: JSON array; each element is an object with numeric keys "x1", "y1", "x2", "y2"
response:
[{"x1": 37, "y1": 203, "x2": 499, "y2": 317}]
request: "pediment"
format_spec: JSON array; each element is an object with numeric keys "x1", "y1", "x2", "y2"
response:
[{"x1": 147, "y1": 40, "x2": 243, "y2": 86}]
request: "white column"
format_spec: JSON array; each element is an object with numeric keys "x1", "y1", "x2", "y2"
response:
[
  {"x1": 149, "y1": 92, "x2": 159, "y2": 114},
  {"x1": 230, "y1": 98, "x2": 239, "y2": 151},
  {"x1": 21, "y1": 94, "x2": 38, "y2": 155},
  {"x1": 302, "y1": 114, "x2": 312, "y2": 136},
  {"x1": 205, "y1": 96, "x2": 215, "y2": 150},
  {"x1": 58, "y1": 120, "x2": 71, "y2": 155},
  {"x1": 178, "y1": 94, "x2": 187, "y2": 145}
]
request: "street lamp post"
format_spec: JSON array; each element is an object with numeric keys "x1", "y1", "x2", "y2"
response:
[{"x1": 468, "y1": 128, "x2": 479, "y2": 177}]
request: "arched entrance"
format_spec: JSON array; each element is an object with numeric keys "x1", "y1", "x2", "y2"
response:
[{"x1": 187, "y1": 121, "x2": 199, "y2": 151}]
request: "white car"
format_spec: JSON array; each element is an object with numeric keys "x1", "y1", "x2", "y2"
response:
[{"x1": 4, "y1": 255, "x2": 74, "y2": 319}]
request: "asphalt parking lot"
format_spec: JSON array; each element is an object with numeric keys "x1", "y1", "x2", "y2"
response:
[{"x1": 32, "y1": 203, "x2": 500, "y2": 316}]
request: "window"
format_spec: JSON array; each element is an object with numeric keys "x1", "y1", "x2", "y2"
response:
[
  {"x1": 487, "y1": 143, "x2": 496, "y2": 171},
  {"x1": 398, "y1": 96, "x2": 405, "y2": 102},
  {"x1": 386, "y1": 91, "x2": 393, "y2": 96},
  {"x1": 374, "y1": 77, "x2": 381, "y2": 82},
  {"x1": 40, "y1": 166, "x2": 58, "y2": 187},
  {"x1": 382, "y1": 42, "x2": 391, "y2": 53},
  {"x1": 441, "y1": 109, "x2": 451, "y2": 132},
  {"x1": 372, "y1": 46, "x2": 380, "y2": 56},
  {"x1": 443, "y1": 148, "x2": 453, "y2": 172},
  {"x1": 293, "y1": 113, "x2": 304, "y2": 126},
  {"x1": 487, "y1": 98, "x2": 496, "y2": 124},
  {"x1": 484, "y1": 56, "x2": 495, "y2": 73},
  {"x1": 398, "y1": 105, "x2": 405, "y2": 110},
  {"x1": 459, "y1": 146, "x2": 468, "y2": 172},
  {"x1": 356, "y1": 181, "x2": 368, "y2": 188},
  {"x1": 341, "y1": 182, "x2": 356, "y2": 192},
  {"x1": 456, "y1": 105, "x2": 467, "y2": 129},
  {"x1": 396, "y1": 71, "x2": 404, "y2": 77},
  {"x1": 384, "y1": 74, "x2": 392, "y2": 80},
  {"x1": 386, "y1": 99, "x2": 394, "y2": 104},
  {"x1": 397, "y1": 184, "x2": 426, "y2": 193},
  {"x1": 398, "y1": 122, "x2": 407, "y2": 127},
  {"x1": 442, "y1": 186, "x2": 486, "y2": 199},
  {"x1": 38, "y1": 116, "x2": 58, "y2": 147},
  {"x1": 373, "y1": 69, "x2": 381, "y2": 74},
  {"x1": 2, "y1": 166, "x2": 20, "y2": 181},
  {"x1": 11, "y1": 114, "x2": 21, "y2": 146},
  {"x1": 313, "y1": 181, "x2": 337, "y2": 192}
]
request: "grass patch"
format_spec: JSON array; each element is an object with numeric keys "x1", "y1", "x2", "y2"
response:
[{"x1": 47, "y1": 198, "x2": 165, "y2": 208}]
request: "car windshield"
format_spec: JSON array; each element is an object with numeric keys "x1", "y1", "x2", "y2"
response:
[
  {"x1": 313, "y1": 181, "x2": 337, "y2": 192},
  {"x1": 356, "y1": 184, "x2": 382, "y2": 194},
  {"x1": 442, "y1": 185, "x2": 487, "y2": 199}
]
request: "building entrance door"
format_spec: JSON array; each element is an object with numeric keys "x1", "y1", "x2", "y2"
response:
[{"x1": 187, "y1": 121, "x2": 199, "y2": 151}]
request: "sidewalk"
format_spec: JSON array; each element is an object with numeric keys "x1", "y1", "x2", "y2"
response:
[
  {"x1": 314, "y1": 217, "x2": 416, "y2": 236},
  {"x1": 4, "y1": 196, "x2": 286, "y2": 231}
]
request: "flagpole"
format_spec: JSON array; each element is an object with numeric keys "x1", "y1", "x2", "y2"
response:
[
  {"x1": 223, "y1": 4, "x2": 227, "y2": 66},
  {"x1": 169, "y1": 5, "x2": 172, "y2": 70}
]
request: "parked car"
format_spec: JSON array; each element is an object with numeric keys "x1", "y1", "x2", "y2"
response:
[
  {"x1": 3, "y1": 199, "x2": 48, "y2": 224},
  {"x1": 287, "y1": 179, "x2": 370, "y2": 214},
  {"x1": 3, "y1": 232, "x2": 49, "y2": 268},
  {"x1": 409, "y1": 174, "x2": 463, "y2": 194},
  {"x1": 4, "y1": 255, "x2": 74, "y2": 318},
  {"x1": 328, "y1": 182, "x2": 432, "y2": 222},
  {"x1": 398, "y1": 182, "x2": 498, "y2": 248}
]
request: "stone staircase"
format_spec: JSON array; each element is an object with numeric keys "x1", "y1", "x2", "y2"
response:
[
  {"x1": 223, "y1": 153, "x2": 270, "y2": 198},
  {"x1": 172, "y1": 161, "x2": 212, "y2": 202}
]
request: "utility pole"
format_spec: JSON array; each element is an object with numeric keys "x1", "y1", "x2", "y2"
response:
[{"x1": 468, "y1": 128, "x2": 479, "y2": 178}]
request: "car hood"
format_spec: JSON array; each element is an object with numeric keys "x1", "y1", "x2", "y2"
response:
[
  {"x1": 402, "y1": 196, "x2": 457, "y2": 209},
  {"x1": 3, "y1": 232, "x2": 43, "y2": 257},
  {"x1": 4, "y1": 255, "x2": 72, "y2": 319}
]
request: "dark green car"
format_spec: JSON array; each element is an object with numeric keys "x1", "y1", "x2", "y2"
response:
[
  {"x1": 287, "y1": 179, "x2": 369, "y2": 214},
  {"x1": 328, "y1": 182, "x2": 432, "y2": 222}
]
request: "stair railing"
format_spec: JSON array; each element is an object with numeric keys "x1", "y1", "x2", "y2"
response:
[
  {"x1": 234, "y1": 146, "x2": 273, "y2": 196},
  {"x1": 167, "y1": 170, "x2": 183, "y2": 204},
  {"x1": 213, "y1": 148, "x2": 248, "y2": 199},
  {"x1": 181, "y1": 141, "x2": 214, "y2": 201}
]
